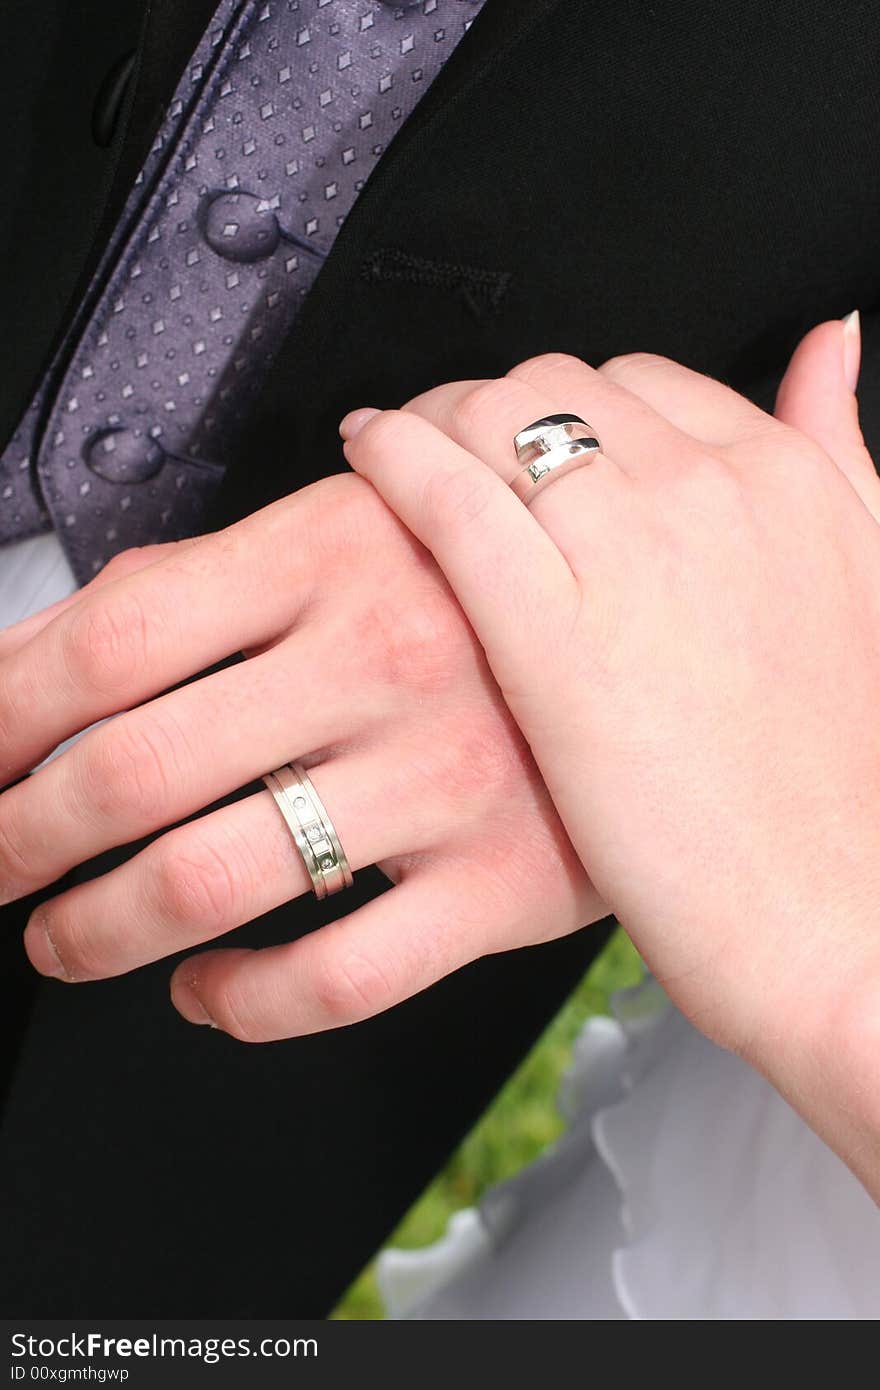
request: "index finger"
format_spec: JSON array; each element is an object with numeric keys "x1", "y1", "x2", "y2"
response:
[
  {"x1": 0, "y1": 537, "x2": 202, "y2": 663},
  {"x1": 0, "y1": 483, "x2": 335, "y2": 784}
]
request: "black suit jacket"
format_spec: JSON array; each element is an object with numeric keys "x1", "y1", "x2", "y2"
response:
[{"x1": 1, "y1": 0, "x2": 879, "y2": 1317}]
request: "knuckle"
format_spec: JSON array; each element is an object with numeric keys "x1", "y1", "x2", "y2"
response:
[
  {"x1": 692, "y1": 450, "x2": 748, "y2": 504},
  {"x1": 163, "y1": 526, "x2": 236, "y2": 588},
  {"x1": 202, "y1": 524, "x2": 241, "y2": 567},
  {"x1": 685, "y1": 448, "x2": 738, "y2": 485},
  {"x1": 97, "y1": 546, "x2": 153, "y2": 581},
  {"x1": 598, "y1": 350, "x2": 674, "y2": 383},
  {"x1": 423, "y1": 705, "x2": 532, "y2": 808},
  {"x1": 0, "y1": 806, "x2": 32, "y2": 886},
  {"x1": 675, "y1": 451, "x2": 745, "y2": 510},
  {"x1": 79, "y1": 715, "x2": 180, "y2": 824},
  {"x1": 213, "y1": 997, "x2": 262, "y2": 1043},
  {"x1": 153, "y1": 828, "x2": 253, "y2": 932},
  {"x1": 422, "y1": 459, "x2": 493, "y2": 532},
  {"x1": 508, "y1": 351, "x2": 586, "y2": 386},
  {"x1": 42, "y1": 905, "x2": 103, "y2": 981},
  {"x1": 356, "y1": 408, "x2": 411, "y2": 464},
  {"x1": 63, "y1": 592, "x2": 152, "y2": 695},
  {"x1": 0, "y1": 666, "x2": 31, "y2": 763},
  {"x1": 308, "y1": 472, "x2": 390, "y2": 565},
  {"x1": 312, "y1": 947, "x2": 398, "y2": 1026},
  {"x1": 204, "y1": 974, "x2": 266, "y2": 1043},
  {"x1": 761, "y1": 441, "x2": 846, "y2": 526},
  {"x1": 460, "y1": 712, "x2": 530, "y2": 795},
  {"x1": 451, "y1": 377, "x2": 519, "y2": 438},
  {"x1": 664, "y1": 453, "x2": 754, "y2": 543},
  {"x1": 361, "y1": 587, "x2": 471, "y2": 692},
  {"x1": 772, "y1": 430, "x2": 830, "y2": 481}
]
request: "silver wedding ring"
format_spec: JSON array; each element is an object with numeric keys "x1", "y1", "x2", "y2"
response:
[
  {"x1": 511, "y1": 413, "x2": 601, "y2": 505},
  {"x1": 263, "y1": 761, "x2": 354, "y2": 900}
]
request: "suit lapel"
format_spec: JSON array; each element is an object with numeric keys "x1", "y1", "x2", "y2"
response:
[
  {"x1": 241, "y1": 0, "x2": 568, "y2": 375},
  {"x1": 346, "y1": 0, "x2": 562, "y2": 215}
]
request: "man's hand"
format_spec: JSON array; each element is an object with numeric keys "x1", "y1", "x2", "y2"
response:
[{"x1": 0, "y1": 475, "x2": 603, "y2": 1038}]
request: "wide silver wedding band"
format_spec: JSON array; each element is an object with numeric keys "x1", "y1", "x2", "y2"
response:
[
  {"x1": 263, "y1": 761, "x2": 354, "y2": 900},
  {"x1": 511, "y1": 413, "x2": 601, "y2": 505}
]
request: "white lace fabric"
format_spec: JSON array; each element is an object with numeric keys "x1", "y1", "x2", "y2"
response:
[{"x1": 379, "y1": 980, "x2": 880, "y2": 1320}]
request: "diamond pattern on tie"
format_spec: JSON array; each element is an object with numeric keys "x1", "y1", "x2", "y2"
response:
[{"x1": 0, "y1": 0, "x2": 485, "y2": 580}]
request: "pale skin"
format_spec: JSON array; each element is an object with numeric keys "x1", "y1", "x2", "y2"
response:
[
  {"x1": 2, "y1": 463, "x2": 600, "y2": 1030},
  {"x1": 2, "y1": 315, "x2": 875, "y2": 1194},
  {"x1": 341, "y1": 313, "x2": 880, "y2": 1202}
]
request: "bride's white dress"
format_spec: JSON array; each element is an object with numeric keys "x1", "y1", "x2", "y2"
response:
[
  {"x1": 379, "y1": 979, "x2": 880, "y2": 1320},
  {"x1": 4, "y1": 538, "x2": 879, "y2": 1321}
]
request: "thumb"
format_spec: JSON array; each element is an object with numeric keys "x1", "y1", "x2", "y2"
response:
[{"x1": 775, "y1": 311, "x2": 880, "y2": 516}]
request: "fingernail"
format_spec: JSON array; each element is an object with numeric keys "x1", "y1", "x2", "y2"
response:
[
  {"x1": 842, "y1": 309, "x2": 861, "y2": 392},
  {"x1": 339, "y1": 407, "x2": 380, "y2": 442},
  {"x1": 172, "y1": 978, "x2": 219, "y2": 1028},
  {"x1": 24, "y1": 913, "x2": 72, "y2": 981}
]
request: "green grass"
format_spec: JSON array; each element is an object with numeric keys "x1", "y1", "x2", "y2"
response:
[{"x1": 332, "y1": 928, "x2": 642, "y2": 1319}]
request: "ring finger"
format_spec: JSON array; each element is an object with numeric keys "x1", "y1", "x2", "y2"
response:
[
  {"x1": 405, "y1": 353, "x2": 700, "y2": 485},
  {"x1": 399, "y1": 374, "x2": 634, "y2": 563},
  {"x1": 0, "y1": 632, "x2": 384, "y2": 904},
  {"x1": 24, "y1": 746, "x2": 444, "y2": 983}
]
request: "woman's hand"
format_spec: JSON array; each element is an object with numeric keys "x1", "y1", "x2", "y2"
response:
[
  {"x1": 341, "y1": 315, "x2": 880, "y2": 1198},
  {"x1": 1, "y1": 476, "x2": 604, "y2": 1038}
]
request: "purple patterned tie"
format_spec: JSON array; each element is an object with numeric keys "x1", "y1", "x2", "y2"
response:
[{"x1": 0, "y1": 0, "x2": 484, "y2": 581}]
